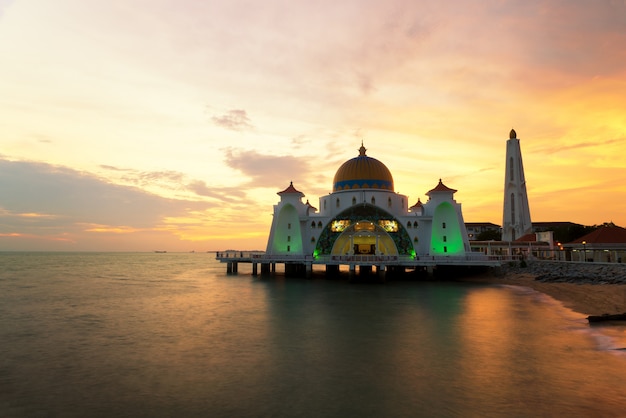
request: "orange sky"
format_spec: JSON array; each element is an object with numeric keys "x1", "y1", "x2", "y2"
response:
[{"x1": 1, "y1": 0, "x2": 625, "y2": 251}]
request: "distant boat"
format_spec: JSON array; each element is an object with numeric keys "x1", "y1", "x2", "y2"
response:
[
  {"x1": 587, "y1": 313, "x2": 626, "y2": 323},
  {"x1": 154, "y1": 250, "x2": 167, "y2": 253}
]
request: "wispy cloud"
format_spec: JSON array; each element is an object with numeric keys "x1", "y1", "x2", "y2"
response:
[
  {"x1": 99, "y1": 165, "x2": 245, "y2": 203},
  {"x1": 211, "y1": 109, "x2": 254, "y2": 131},
  {"x1": 532, "y1": 137, "x2": 625, "y2": 155},
  {"x1": 0, "y1": 158, "x2": 216, "y2": 249},
  {"x1": 223, "y1": 148, "x2": 317, "y2": 190},
  {"x1": 186, "y1": 180, "x2": 245, "y2": 202}
]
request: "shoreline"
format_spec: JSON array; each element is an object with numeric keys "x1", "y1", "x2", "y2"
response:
[{"x1": 468, "y1": 271, "x2": 626, "y2": 317}]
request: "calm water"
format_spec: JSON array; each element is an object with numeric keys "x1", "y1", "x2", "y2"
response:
[{"x1": 2, "y1": 253, "x2": 626, "y2": 417}]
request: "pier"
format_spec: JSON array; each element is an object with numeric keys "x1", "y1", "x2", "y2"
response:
[{"x1": 215, "y1": 250, "x2": 506, "y2": 279}]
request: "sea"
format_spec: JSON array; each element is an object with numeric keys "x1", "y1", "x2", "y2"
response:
[{"x1": 2, "y1": 252, "x2": 626, "y2": 418}]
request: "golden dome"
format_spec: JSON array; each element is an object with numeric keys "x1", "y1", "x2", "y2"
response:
[{"x1": 332, "y1": 144, "x2": 394, "y2": 192}]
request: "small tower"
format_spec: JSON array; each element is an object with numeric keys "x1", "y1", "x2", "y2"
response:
[
  {"x1": 424, "y1": 179, "x2": 470, "y2": 255},
  {"x1": 502, "y1": 129, "x2": 532, "y2": 241},
  {"x1": 266, "y1": 182, "x2": 306, "y2": 255}
]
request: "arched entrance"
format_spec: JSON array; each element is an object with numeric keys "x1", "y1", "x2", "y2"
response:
[
  {"x1": 330, "y1": 220, "x2": 398, "y2": 256},
  {"x1": 313, "y1": 204, "x2": 414, "y2": 257}
]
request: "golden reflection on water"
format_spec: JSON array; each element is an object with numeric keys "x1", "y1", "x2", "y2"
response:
[
  {"x1": 4, "y1": 253, "x2": 626, "y2": 417},
  {"x1": 459, "y1": 285, "x2": 626, "y2": 415}
]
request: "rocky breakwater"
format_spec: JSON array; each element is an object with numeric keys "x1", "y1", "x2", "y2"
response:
[{"x1": 507, "y1": 261, "x2": 626, "y2": 285}]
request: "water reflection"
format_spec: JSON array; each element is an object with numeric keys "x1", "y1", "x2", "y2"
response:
[
  {"x1": 2, "y1": 253, "x2": 626, "y2": 417},
  {"x1": 255, "y1": 277, "x2": 626, "y2": 416}
]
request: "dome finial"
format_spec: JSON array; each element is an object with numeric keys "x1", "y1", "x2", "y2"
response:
[
  {"x1": 509, "y1": 128, "x2": 517, "y2": 139},
  {"x1": 358, "y1": 141, "x2": 367, "y2": 156}
]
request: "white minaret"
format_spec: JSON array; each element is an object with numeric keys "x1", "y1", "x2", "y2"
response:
[{"x1": 502, "y1": 129, "x2": 532, "y2": 241}]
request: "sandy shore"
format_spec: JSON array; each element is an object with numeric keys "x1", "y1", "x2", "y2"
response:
[{"x1": 470, "y1": 272, "x2": 626, "y2": 317}]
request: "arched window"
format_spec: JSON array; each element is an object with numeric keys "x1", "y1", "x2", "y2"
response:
[
  {"x1": 442, "y1": 222, "x2": 446, "y2": 229},
  {"x1": 371, "y1": 196, "x2": 376, "y2": 205},
  {"x1": 311, "y1": 221, "x2": 316, "y2": 228},
  {"x1": 336, "y1": 198, "x2": 340, "y2": 208},
  {"x1": 311, "y1": 237, "x2": 316, "y2": 242},
  {"x1": 352, "y1": 197, "x2": 356, "y2": 205},
  {"x1": 388, "y1": 197, "x2": 392, "y2": 207},
  {"x1": 413, "y1": 221, "x2": 418, "y2": 228},
  {"x1": 407, "y1": 222, "x2": 412, "y2": 228},
  {"x1": 317, "y1": 221, "x2": 323, "y2": 228},
  {"x1": 510, "y1": 193, "x2": 516, "y2": 223}
]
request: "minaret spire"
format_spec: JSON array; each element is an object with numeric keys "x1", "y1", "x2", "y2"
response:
[
  {"x1": 502, "y1": 129, "x2": 532, "y2": 241},
  {"x1": 358, "y1": 141, "x2": 367, "y2": 156}
]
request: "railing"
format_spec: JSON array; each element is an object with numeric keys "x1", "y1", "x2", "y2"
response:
[
  {"x1": 215, "y1": 251, "x2": 521, "y2": 266},
  {"x1": 328, "y1": 255, "x2": 400, "y2": 263}
]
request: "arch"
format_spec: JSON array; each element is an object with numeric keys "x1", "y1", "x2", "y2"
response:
[
  {"x1": 314, "y1": 204, "x2": 414, "y2": 256},
  {"x1": 330, "y1": 220, "x2": 398, "y2": 256}
]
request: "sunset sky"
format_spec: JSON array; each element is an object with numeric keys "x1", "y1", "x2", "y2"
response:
[{"x1": 1, "y1": 0, "x2": 626, "y2": 251}]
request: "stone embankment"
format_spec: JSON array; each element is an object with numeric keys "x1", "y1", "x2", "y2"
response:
[{"x1": 505, "y1": 260, "x2": 626, "y2": 285}]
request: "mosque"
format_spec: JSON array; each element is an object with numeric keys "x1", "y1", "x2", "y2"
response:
[
  {"x1": 217, "y1": 131, "x2": 530, "y2": 275},
  {"x1": 264, "y1": 143, "x2": 471, "y2": 268}
]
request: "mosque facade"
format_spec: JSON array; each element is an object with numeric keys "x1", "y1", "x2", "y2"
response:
[{"x1": 265, "y1": 144, "x2": 471, "y2": 261}]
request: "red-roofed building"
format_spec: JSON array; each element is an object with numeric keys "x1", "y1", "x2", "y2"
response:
[{"x1": 565, "y1": 224, "x2": 626, "y2": 262}]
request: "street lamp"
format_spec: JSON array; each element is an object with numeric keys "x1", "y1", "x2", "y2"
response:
[{"x1": 582, "y1": 240, "x2": 587, "y2": 262}]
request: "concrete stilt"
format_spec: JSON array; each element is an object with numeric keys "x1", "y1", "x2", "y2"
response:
[{"x1": 326, "y1": 265, "x2": 339, "y2": 276}]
